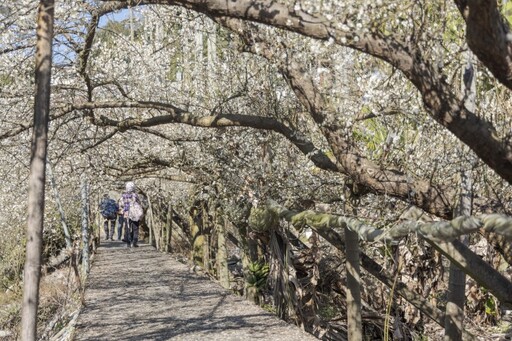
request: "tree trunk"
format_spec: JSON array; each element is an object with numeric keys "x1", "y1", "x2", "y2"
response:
[
  {"x1": 21, "y1": 2, "x2": 54, "y2": 340},
  {"x1": 207, "y1": 20, "x2": 217, "y2": 97}
]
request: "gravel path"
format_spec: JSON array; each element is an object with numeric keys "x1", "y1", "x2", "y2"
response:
[{"x1": 73, "y1": 241, "x2": 318, "y2": 340}]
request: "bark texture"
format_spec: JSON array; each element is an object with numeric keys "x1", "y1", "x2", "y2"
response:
[
  {"x1": 454, "y1": 0, "x2": 512, "y2": 90},
  {"x1": 22, "y1": 1, "x2": 54, "y2": 340}
]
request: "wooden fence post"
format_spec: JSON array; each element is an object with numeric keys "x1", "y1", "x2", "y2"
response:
[
  {"x1": 147, "y1": 196, "x2": 154, "y2": 247},
  {"x1": 202, "y1": 203, "x2": 211, "y2": 271},
  {"x1": 345, "y1": 191, "x2": 362, "y2": 340},
  {"x1": 94, "y1": 193, "x2": 100, "y2": 249},
  {"x1": 81, "y1": 174, "x2": 90, "y2": 276},
  {"x1": 165, "y1": 202, "x2": 172, "y2": 253},
  {"x1": 159, "y1": 220, "x2": 164, "y2": 251},
  {"x1": 47, "y1": 160, "x2": 72, "y2": 249},
  {"x1": 217, "y1": 211, "x2": 230, "y2": 289},
  {"x1": 445, "y1": 51, "x2": 475, "y2": 341}
]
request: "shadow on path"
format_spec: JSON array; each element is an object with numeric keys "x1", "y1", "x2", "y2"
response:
[{"x1": 73, "y1": 242, "x2": 317, "y2": 340}]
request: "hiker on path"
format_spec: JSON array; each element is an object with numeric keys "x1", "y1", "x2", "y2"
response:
[
  {"x1": 120, "y1": 181, "x2": 144, "y2": 247},
  {"x1": 116, "y1": 197, "x2": 125, "y2": 241},
  {"x1": 99, "y1": 193, "x2": 119, "y2": 241}
]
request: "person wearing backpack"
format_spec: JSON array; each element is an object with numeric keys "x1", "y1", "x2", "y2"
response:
[
  {"x1": 120, "y1": 181, "x2": 144, "y2": 247},
  {"x1": 99, "y1": 193, "x2": 119, "y2": 241},
  {"x1": 116, "y1": 197, "x2": 125, "y2": 241}
]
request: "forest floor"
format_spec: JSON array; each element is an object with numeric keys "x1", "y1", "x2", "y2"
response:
[{"x1": 71, "y1": 240, "x2": 318, "y2": 340}]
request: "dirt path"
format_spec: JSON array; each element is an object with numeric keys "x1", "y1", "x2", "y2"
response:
[{"x1": 73, "y1": 241, "x2": 318, "y2": 340}]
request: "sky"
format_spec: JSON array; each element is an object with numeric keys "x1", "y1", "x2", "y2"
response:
[
  {"x1": 53, "y1": 7, "x2": 135, "y2": 66},
  {"x1": 98, "y1": 8, "x2": 131, "y2": 28}
]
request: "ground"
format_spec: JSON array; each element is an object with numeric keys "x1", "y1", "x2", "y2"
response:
[{"x1": 71, "y1": 241, "x2": 318, "y2": 340}]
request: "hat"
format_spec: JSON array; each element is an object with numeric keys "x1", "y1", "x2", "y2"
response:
[{"x1": 125, "y1": 181, "x2": 136, "y2": 192}]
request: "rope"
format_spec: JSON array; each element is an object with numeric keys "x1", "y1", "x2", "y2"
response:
[{"x1": 265, "y1": 200, "x2": 512, "y2": 243}]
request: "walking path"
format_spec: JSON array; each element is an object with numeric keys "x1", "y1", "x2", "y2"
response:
[{"x1": 73, "y1": 241, "x2": 318, "y2": 340}]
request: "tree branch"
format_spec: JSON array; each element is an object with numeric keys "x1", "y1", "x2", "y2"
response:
[
  {"x1": 454, "y1": 0, "x2": 512, "y2": 90},
  {"x1": 98, "y1": 0, "x2": 512, "y2": 187},
  {"x1": 69, "y1": 100, "x2": 339, "y2": 172},
  {"x1": 214, "y1": 16, "x2": 454, "y2": 218}
]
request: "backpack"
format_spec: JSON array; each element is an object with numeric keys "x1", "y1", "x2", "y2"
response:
[
  {"x1": 128, "y1": 195, "x2": 144, "y2": 222},
  {"x1": 100, "y1": 198, "x2": 118, "y2": 219}
]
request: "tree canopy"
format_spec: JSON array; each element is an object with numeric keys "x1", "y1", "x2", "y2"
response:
[{"x1": 3, "y1": 0, "x2": 512, "y2": 338}]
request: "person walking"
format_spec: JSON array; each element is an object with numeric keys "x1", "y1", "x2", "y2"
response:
[
  {"x1": 99, "y1": 193, "x2": 119, "y2": 241},
  {"x1": 116, "y1": 197, "x2": 125, "y2": 241},
  {"x1": 120, "y1": 181, "x2": 144, "y2": 247}
]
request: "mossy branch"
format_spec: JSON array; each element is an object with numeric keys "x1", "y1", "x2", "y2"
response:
[{"x1": 263, "y1": 200, "x2": 512, "y2": 242}]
